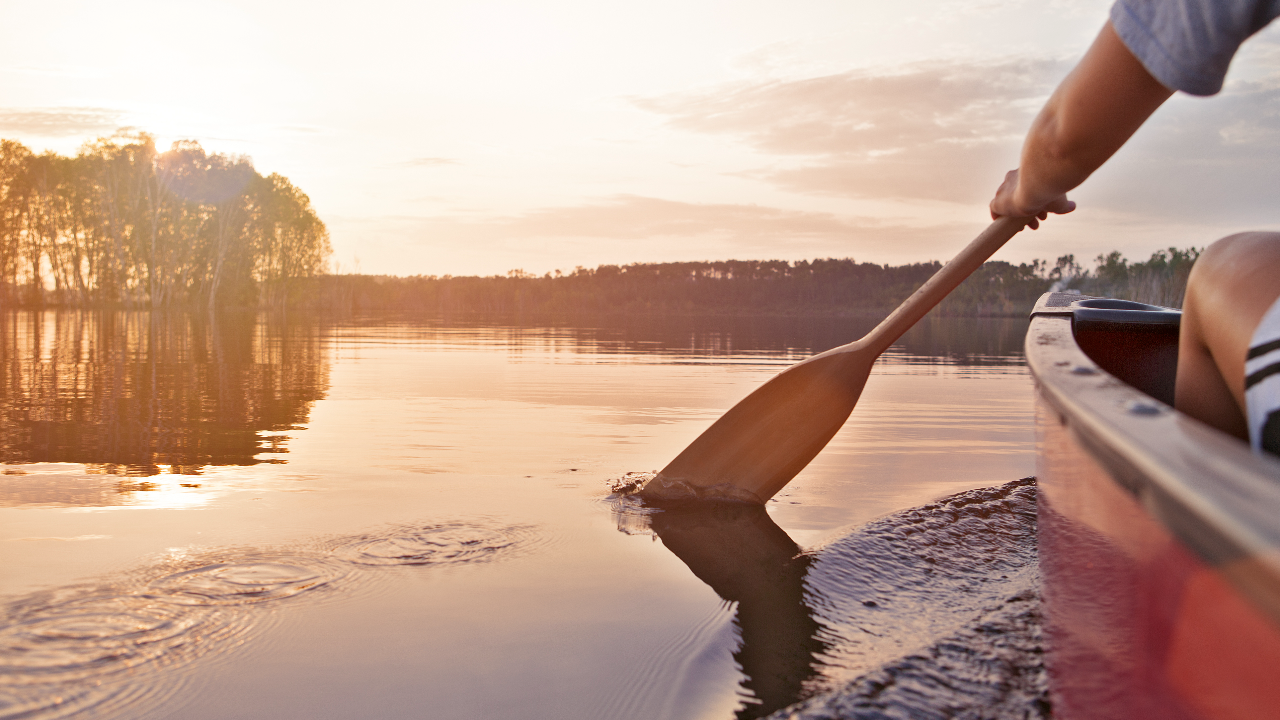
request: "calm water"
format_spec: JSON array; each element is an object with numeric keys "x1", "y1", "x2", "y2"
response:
[{"x1": 0, "y1": 311, "x2": 1040, "y2": 720}]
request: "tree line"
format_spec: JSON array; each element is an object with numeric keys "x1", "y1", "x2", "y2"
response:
[
  {"x1": 291, "y1": 248, "x2": 1199, "y2": 318},
  {"x1": 0, "y1": 133, "x2": 331, "y2": 311},
  {"x1": 1058, "y1": 247, "x2": 1199, "y2": 308}
]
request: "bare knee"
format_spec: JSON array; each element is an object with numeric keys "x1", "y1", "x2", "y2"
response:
[
  {"x1": 1178, "y1": 232, "x2": 1280, "y2": 438},
  {"x1": 1193, "y1": 230, "x2": 1280, "y2": 279},
  {"x1": 1186, "y1": 232, "x2": 1280, "y2": 330}
]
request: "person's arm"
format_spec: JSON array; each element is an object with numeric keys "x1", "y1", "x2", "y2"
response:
[{"x1": 990, "y1": 21, "x2": 1174, "y2": 228}]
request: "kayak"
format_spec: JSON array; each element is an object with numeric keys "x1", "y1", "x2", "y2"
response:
[{"x1": 1026, "y1": 291, "x2": 1280, "y2": 720}]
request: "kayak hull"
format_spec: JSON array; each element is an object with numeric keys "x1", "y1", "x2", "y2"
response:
[{"x1": 1027, "y1": 292, "x2": 1280, "y2": 720}]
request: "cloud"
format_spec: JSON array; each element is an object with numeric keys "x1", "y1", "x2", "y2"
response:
[
  {"x1": 1078, "y1": 80, "x2": 1280, "y2": 224},
  {"x1": 277, "y1": 124, "x2": 328, "y2": 135},
  {"x1": 400, "y1": 157, "x2": 459, "y2": 167},
  {"x1": 327, "y1": 195, "x2": 988, "y2": 277},
  {"x1": 0, "y1": 107, "x2": 123, "y2": 137},
  {"x1": 635, "y1": 58, "x2": 1070, "y2": 204},
  {"x1": 636, "y1": 54, "x2": 1280, "y2": 227},
  {"x1": 482, "y1": 194, "x2": 868, "y2": 243},
  {"x1": 638, "y1": 59, "x2": 1066, "y2": 155},
  {"x1": 758, "y1": 142, "x2": 1013, "y2": 206}
]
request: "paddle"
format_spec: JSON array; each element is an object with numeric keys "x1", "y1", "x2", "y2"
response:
[{"x1": 639, "y1": 216, "x2": 1031, "y2": 504}]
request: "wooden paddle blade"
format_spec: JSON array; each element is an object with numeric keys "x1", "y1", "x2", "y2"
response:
[
  {"x1": 639, "y1": 220, "x2": 1029, "y2": 506},
  {"x1": 640, "y1": 349, "x2": 875, "y2": 504}
]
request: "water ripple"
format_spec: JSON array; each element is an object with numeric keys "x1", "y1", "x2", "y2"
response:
[
  {"x1": 0, "y1": 588, "x2": 234, "y2": 720},
  {"x1": 149, "y1": 556, "x2": 348, "y2": 606},
  {"x1": 0, "y1": 516, "x2": 538, "y2": 720},
  {"x1": 767, "y1": 477, "x2": 1046, "y2": 719},
  {"x1": 330, "y1": 522, "x2": 536, "y2": 567},
  {"x1": 1, "y1": 593, "x2": 237, "y2": 680}
]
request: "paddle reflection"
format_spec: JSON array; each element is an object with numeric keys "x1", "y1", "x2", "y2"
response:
[{"x1": 648, "y1": 502, "x2": 828, "y2": 719}]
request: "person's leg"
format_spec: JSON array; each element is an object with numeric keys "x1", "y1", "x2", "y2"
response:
[{"x1": 1176, "y1": 232, "x2": 1280, "y2": 442}]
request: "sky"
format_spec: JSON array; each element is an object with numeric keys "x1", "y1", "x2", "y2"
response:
[{"x1": 1, "y1": 0, "x2": 1278, "y2": 277}]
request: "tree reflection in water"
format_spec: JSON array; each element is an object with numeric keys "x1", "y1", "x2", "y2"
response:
[
  {"x1": 648, "y1": 502, "x2": 829, "y2": 719},
  {"x1": 0, "y1": 311, "x2": 328, "y2": 476}
]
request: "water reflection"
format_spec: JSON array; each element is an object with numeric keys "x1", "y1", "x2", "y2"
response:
[
  {"x1": 0, "y1": 311, "x2": 328, "y2": 477},
  {"x1": 0, "y1": 311, "x2": 1025, "y2": 510},
  {"x1": 324, "y1": 313, "x2": 1029, "y2": 366},
  {"x1": 646, "y1": 502, "x2": 828, "y2": 719}
]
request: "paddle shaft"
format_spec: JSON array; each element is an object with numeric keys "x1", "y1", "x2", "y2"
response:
[{"x1": 857, "y1": 216, "x2": 1030, "y2": 356}]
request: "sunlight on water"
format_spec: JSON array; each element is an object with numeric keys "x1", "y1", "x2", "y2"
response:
[{"x1": 0, "y1": 311, "x2": 1040, "y2": 720}]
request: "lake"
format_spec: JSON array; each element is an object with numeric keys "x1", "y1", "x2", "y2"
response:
[{"x1": 0, "y1": 311, "x2": 1042, "y2": 720}]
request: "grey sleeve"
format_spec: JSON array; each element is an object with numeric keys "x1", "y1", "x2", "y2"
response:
[{"x1": 1111, "y1": 0, "x2": 1280, "y2": 95}]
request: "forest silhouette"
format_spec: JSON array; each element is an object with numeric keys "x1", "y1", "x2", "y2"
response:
[{"x1": 295, "y1": 248, "x2": 1198, "y2": 318}]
